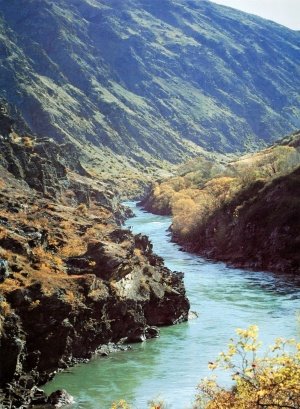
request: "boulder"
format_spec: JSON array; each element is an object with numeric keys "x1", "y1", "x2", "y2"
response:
[
  {"x1": 48, "y1": 389, "x2": 74, "y2": 407},
  {"x1": 0, "y1": 259, "x2": 10, "y2": 282}
]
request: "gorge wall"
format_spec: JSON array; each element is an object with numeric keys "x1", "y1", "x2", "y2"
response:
[{"x1": 0, "y1": 105, "x2": 189, "y2": 407}]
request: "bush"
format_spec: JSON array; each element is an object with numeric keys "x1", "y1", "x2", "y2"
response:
[{"x1": 194, "y1": 325, "x2": 300, "y2": 409}]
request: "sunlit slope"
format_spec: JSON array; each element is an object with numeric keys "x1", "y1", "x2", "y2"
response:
[{"x1": 0, "y1": 0, "x2": 299, "y2": 161}]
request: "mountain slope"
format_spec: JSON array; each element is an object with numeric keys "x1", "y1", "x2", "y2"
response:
[{"x1": 0, "y1": 0, "x2": 299, "y2": 162}]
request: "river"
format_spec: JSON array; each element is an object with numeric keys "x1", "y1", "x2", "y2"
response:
[{"x1": 44, "y1": 202, "x2": 300, "y2": 408}]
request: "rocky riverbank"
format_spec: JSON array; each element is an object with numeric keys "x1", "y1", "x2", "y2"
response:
[
  {"x1": 174, "y1": 168, "x2": 300, "y2": 275},
  {"x1": 0, "y1": 105, "x2": 189, "y2": 408},
  {"x1": 140, "y1": 131, "x2": 300, "y2": 275}
]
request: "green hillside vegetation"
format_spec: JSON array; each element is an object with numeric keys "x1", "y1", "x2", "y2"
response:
[
  {"x1": 141, "y1": 130, "x2": 300, "y2": 273},
  {"x1": 0, "y1": 0, "x2": 299, "y2": 167}
]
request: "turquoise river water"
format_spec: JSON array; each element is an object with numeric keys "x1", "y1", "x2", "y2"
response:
[{"x1": 44, "y1": 202, "x2": 300, "y2": 408}]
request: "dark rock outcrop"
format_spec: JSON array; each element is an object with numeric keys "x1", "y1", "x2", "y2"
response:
[
  {"x1": 0, "y1": 229, "x2": 189, "y2": 407},
  {"x1": 0, "y1": 103, "x2": 190, "y2": 407},
  {"x1": 0, "y1": 259, "x2": 10, "y2": 283},
  {"x1": 173, "y1": 167, "x2": 300, "y2": 275},
  {"x1": 188, "y1": 168, "x2": 300, "y2": 275},
  {"x1": 48, "y1": 389, "x2": 74, "y2": 407}
]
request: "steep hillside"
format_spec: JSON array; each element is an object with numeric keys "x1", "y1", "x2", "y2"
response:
[
  {"x1": 141, "y1": 130, "x2": 300, "y2": 274},
  {"x1": 0, "y1": 104, "x2": 189, "y2": 407},
  {"x1": 0, "y1": 0, "x2": 299, "y2": 163}
]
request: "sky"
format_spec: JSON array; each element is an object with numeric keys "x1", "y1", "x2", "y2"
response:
[{"x1": 211, "y1": 0, "x2": 300, "y2": 30}]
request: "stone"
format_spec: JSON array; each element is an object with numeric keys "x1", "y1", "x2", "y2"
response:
[
  {"x1": 0, "y1": 259, "x2": 10, "y2": 282},
  {"x1": 31, "y1": 387, "x2": 48, "y2": 404},
  {"x1": 48, "y1": 389, "x2": 74, "y2": 407},
  {"x1": 188, "y1": 311, "x2": 199, "y2": 320},
  {"x1": 127, "y1": 325, "x2": 159, "y2": 343}
]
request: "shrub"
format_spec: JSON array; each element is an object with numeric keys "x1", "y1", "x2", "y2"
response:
[
  {"x1": 22, "y1": 136, "x2": 35, "y2": 148},
  {"x1": 194, "y1": 325, "x2": 300, "y2": 409},
  {"x1": 111, "y1": 400, "x2": 131, "y2": 409}
]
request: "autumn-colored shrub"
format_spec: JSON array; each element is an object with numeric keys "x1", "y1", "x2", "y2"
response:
[
  {"x1": 22, "y1": 136, "x2": 35, "y2": 148},
  {"x1": 145, "y1": 138, "x2": 300, "y2": 249},
  {"x1": 194, "y1": 325, "x2": 300, "y2": 409},
  {"x1": 111, "y1": 401, "x2": 131, "y2": 409},
  {"x1": 110, "y1": 398, "x2": 167, "y2": 409}
]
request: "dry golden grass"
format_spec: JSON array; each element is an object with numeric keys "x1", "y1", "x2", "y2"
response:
[
  {"x1": 0, "y1": 277, "x2": 20, "y2": 292},
  {"x1": 0, "y1": 227, "x2": 8, "y2": 240},
  {"x1": 0, "y1": 300, "x2": 11, "y2": 316},
  {"x1": 60, "y1": 220, "x2": 73, "y2": 230},
  {"x1": 134, "y1": 248, "x2": 143, "y2": 258},
  {"x1": 76, "y1": 203, "x2": 88, "y2": 215},
  {"x1": 0, "y1": 179, "x2": 5, "y2": 189},
  {"x1": 60, "y1": 237, "x2": 86, "y2": 257},
  {"x1": 63, "y1": 290, "x2": 76, "y2": 303},
  {"x1": 0, "y1": 174, "x2": 120, "y2": 307}
]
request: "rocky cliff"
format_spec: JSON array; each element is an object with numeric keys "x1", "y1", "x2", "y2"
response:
[
  {"x1": 180, "y1": 166, "x2": 300, "y2": 274},
  {"x1": 0, "y1": 0, "x2": 299, "y2": 164},
  {"x1": 141, "y1": 130, "x2": 300, "y2": 275},
  {"x1": 0, "y1": 105, "x2": 189, "y2": 407}
]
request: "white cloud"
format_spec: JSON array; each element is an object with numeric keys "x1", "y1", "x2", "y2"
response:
[{"x1": 210, "y1": 0, "x2": 300, "y2": 30}]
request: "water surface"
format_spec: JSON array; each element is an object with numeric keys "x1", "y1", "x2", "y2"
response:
[{"x1": 44, "y1": 202, "x2": 300, "y2": 408}]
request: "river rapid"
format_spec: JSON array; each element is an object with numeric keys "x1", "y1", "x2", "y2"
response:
[{"x1": 44, "y1": 202, "x2": 300, "y2": 408}]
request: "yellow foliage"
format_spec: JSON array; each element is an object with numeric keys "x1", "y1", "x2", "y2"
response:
[
  {"x1": 171, "y1": 194, "x2": 195, "y2": 215},
  {"x1": 0, "y1": 300, "x2": 11, "y2": 316},
  {"x1": 22, "y1": 136, "x2": 35, "y2": 148},
  {"x1": 111, "y1": 400, "x2": 131, "y2": 409},
  {"x1": 110, "y1": 399, "x2": 167, "y2": 409},
  {"x1": 28, "y1": 299, "x2": 40, "y2": 310},
  {"x1": 195, "y1": 325, "x2": 300, "y2": 409}
]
